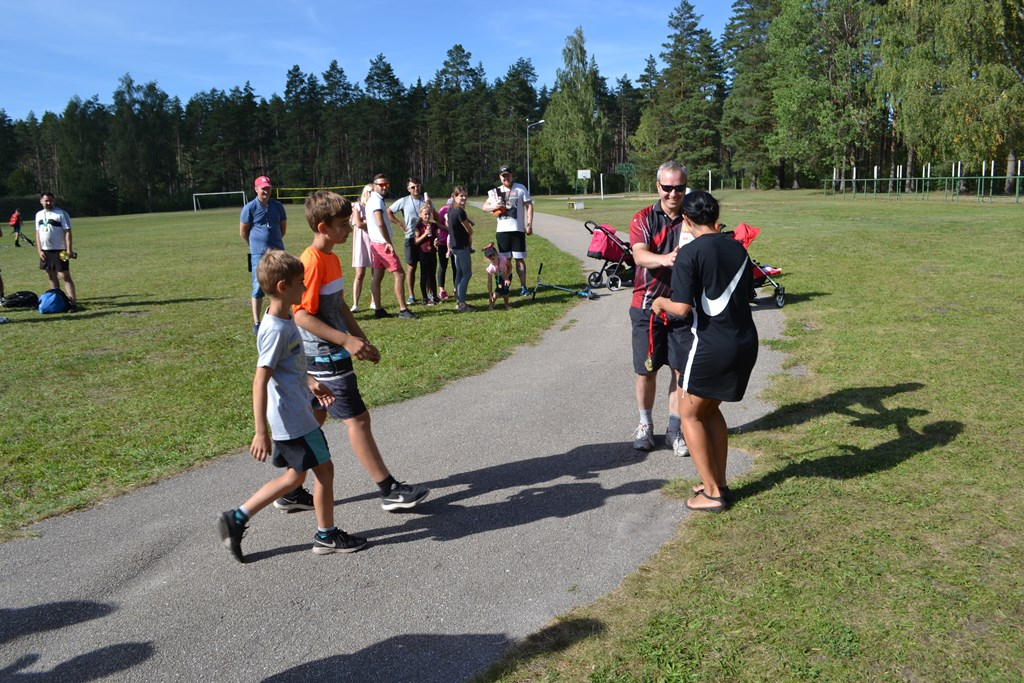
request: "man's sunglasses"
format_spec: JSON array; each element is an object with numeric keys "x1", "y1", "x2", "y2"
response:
[{"x1": 659, "y1": 182, "x2": 687, "y2": 194}]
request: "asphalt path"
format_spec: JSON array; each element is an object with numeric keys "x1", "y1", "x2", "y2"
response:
[{"x1": 0, "y1": 211, "x2": 786, "y2": 682}]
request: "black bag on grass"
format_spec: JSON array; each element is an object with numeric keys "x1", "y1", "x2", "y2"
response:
[{"x1": 1, "y1": 291, "x2": 38, "y2": 308}]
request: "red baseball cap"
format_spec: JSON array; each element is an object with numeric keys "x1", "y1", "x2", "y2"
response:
[{"x1": 254, "y1": 176, "x2": 272, "y2": 188}]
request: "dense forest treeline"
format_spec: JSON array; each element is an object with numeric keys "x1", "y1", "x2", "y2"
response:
[{"x1": 0, "y1": 0, "x2": 1021, "y2": 216}]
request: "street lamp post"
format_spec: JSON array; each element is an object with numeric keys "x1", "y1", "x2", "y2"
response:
[{"x1": 526, "y1": 119, "x2": 545, "y2": 194}]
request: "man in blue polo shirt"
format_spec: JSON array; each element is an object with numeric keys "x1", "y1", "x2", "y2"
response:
[{"x1": 240, "y1": 175, "x2": 287, "y2": 335}]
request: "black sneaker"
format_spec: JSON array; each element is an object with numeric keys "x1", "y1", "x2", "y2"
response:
[
  {"x1": 381, "y1": 482, "x2": 430, "y2": 511},
  {"x1": 217, "y1": 510, "x2": 247, "y2": 563},
  {"x1": 312, "y1": 528, "x2": 368, "y2": 555},
  {"x1": 273, "y1": 486, "x2": 314, "y2": 512},
  {"x1": 374, "y1": 308, "x2": 391, "y2": 319}
]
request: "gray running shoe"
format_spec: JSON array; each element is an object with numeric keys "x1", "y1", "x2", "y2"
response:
[
  {"x1": 381, "y1": 482, "x2": 430, "y2": 511},
  {"x1": 312, "y1": 528, "x2": 368, "y2": 554},
  {"x1": 398, "y1": 309, "x2": 417, "y2": 320},
  {"x1": 668, "y1": 431, "x2": 689, "y2": 457},
  {"x1": 632, "y1": 423, "x2": 655, "y2": 451}
]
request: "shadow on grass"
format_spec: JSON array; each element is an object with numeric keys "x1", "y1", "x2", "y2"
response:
[
  {"x1": 0, "y1": 601, "x2": 154, "y2": 681},
  {"x1": 263, "y1": 618, "x2": 605, "y2": 683},
  {"x1": 732, "y1": 382, "x2": 964, "y2": 502},
  {"x1": 0, "y1": 296, "x2": 224, "y2": 325},
  {"x1": 735, "y1": 382, "x2": 927, "y2": 433},
  {"x1": 752, "y1": 289, "x2": 829, "y2": 307}
]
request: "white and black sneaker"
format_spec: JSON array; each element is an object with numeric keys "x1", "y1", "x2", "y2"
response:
[
  {"x1": 273, "y1": 486, "x2": 315, "y2": 512},
  {"x1": 381, "y1": 482, "x2": 429, "y2": 511},
  {"x1": 312, "y1": 529, "x2": 368, "y2": 554}
]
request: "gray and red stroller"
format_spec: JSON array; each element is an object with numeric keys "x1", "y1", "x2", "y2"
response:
[
  {"x1": 728, "y1": 222, "x2": 786, "y2": 307},
  {"x1": 584, "y1": 221, "x2": 634, "y2": 291}
]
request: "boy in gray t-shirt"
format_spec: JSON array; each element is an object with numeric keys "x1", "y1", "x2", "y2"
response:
[{"x1": 217, "y1": 250, "x2": 368, "y2": 563}]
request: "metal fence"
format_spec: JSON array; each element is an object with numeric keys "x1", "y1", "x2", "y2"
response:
[{"x1": 822, "y1": 175, "x2": 1022, "y2": 203}]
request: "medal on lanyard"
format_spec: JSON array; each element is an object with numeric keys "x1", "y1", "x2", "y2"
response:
[{"x1": 645, "y1": 311, "x2": 667, "y2": 372}]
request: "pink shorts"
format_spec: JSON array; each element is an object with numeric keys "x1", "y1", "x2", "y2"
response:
[{"x1": 370, "y1": 242, "x2": 402, "y2": 272}]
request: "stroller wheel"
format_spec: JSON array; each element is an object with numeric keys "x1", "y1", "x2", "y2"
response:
[
  {"x1": 587, "y1": 271, "x2": 604, "y2": 288},
  {"x1": 775, "y1": 287, "x2": 786, "y2": 308},
  {"x1": 608, "y1": 275, "x2": 622, "y2": 291}
]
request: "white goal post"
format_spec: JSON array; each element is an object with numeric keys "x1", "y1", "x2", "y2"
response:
[{"x1": 193, "y1": 191, "x2": 247, "y2": 211}]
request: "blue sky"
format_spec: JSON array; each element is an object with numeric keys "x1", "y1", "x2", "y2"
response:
[{"x1": 1, "y1": 1, "x2": 731, "y2": 122}]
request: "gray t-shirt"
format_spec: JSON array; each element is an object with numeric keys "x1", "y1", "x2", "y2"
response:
[
  {"x1": 389, "y1": 195, "x2": 426, "y2": 239},
  {"x1": 256, "y1": 313, "x2": 319, "y2": 440}
]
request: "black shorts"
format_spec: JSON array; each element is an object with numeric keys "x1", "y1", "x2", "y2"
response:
[
  {"x1": 496, "y1": 232, "x2": 526, "y2": 258},
  {"x1": 40, "y1": 250, "x2": 70, "y2": 273},
  {"x1": 629, "y1": 306, "x2": 690, "y2": 375},
  {"x1": 270, "y1": 428, "x2": 332, "y2": 471},
  {"x1": 404, "y1": 237, "x2": 420, "y2": 266},
  {"x1": 307, "y1": 367, "x2": 368, "y2": 421}
]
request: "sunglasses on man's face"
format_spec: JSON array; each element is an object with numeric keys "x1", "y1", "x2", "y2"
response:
[
  {"x1": 659, "y1": 182, "x2": 687, "y2": 195},
  {"x1": 375, "y1": 183, "x2": 389, "y2": 188}
]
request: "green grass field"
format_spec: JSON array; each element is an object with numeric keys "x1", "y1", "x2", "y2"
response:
[
  {"x1": 474, "y1": 191, "x2": 1024, "y2": 681},
  {"x1": 3, "y1": 190, "x2": 1022, "y2": 679},
  {"x1": 0, "y1": 203, "x2": 581, "y2": 537}
]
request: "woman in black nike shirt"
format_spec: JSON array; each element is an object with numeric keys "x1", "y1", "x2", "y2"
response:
[{"x1": 652, "y1": 191, "x2": 758, "y2": 512}]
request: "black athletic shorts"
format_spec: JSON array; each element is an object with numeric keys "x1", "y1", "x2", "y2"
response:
[
  {"x1": 271, "y1": 428, "x2": 332, "y2": 471},
  {"x1": 629, "y1": 306, "x2": 690, "y2": 375},
  {"x1": 40, "y1": 250, "x2": 70, "y2": 273},
  {"x1": 404, "y1": 237, "x2": 421, "y2": 266},
  {"x1": 496, "y1": 232, "x2": 526, "y2": 258}
]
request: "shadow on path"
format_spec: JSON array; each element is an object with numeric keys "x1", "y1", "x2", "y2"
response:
[
  {"x1": 0, "y1": 601, "x2": 153, "y2": 682},
  {"x1": 263, "y1": 617, "x2": 605, "y2": 683}
]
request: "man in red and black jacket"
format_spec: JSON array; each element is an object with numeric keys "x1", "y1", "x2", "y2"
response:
[{"x1": 628, "y1": 160, "x2": 692, "y2": 455}]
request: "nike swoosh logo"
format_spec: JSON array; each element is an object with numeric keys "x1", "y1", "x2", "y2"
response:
[{"x1": 701, "y1": 258, "x2": 748, "y2": 317}]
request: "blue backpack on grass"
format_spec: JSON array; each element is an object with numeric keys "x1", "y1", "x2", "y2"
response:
[{"x1": 38, "y1": 289, "x2": 72, "y2": 314}]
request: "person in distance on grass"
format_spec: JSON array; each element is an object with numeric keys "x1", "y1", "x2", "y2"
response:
[
  {"x1": 413, "y1": 204, "x2": 439, "y2": 305},
  {"x1": 628, "y1": 161, "x2": 692, "y2": 454},
  {"x1": 240, "y1": 176, "x2": 288, "y2": 336},
  {"x1": 652, "y1": 191, "x2": 758, "y2": 513},
  {"x1": 482, "y1": 242, "x2": 512, "y2": 310},
  {"x1": 217, "y1": 249, "x2": 368, "y2": 563},
  {"x1": 436, "y1": 198, "x2": 454, "y2": 301},
  {"x1": 35, "y1": 192, "x2": 77, "y2": 310},
  {"x1": 387, "y1": 176, "x2": 434, "y2": 306},
  {"x1": 10, "y1": 208, "x2": 34, "y2": 247},
  {"x1": 349, "y1": 184, "x2": 378, "y2": 314},
  {"x1": 481, "y1": 165, "x2": 533, "y2": 296},
  {"x1": 274, "y1": 190, "x2": 429, "y2": 513},
  {"x1": 365, "y1": 174, "x2": 416, "y2": 320},
  {"x1": 447, "y1": 186, "x2": 475, "y2": 312}
]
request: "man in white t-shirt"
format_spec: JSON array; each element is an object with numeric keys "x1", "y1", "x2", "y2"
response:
[
  {"x1": 35, "y1": 191, "x2": 77, "y2": 309},
  {"x1": 481, "y1": 165, "x2": 533, "y2": 295},
  {"x1": 366, "y1": 174, "x2": 415, "y2": 320}
]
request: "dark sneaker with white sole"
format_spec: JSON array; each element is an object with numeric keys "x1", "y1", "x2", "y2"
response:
[
  {"x1": 273, "y1": 486, "x2": 315, "y2": 512},
  {"x1": 381, "y1": 482, "x2": 429, "y2": 511},
  {"x1": 217, "y1": 510, "x2": 247, "y2": 563},
  {"x1": 312, "y1": 528, "x2": 368, "y2": 554}
]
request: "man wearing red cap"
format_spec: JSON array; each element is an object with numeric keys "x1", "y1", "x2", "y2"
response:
[{"x1": 240, "y1": 176, "x2": 288, "y2": 334}]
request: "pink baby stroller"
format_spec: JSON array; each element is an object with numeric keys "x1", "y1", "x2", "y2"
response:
[
  {"x1": 729, "y1": 222, "x2": 786, "y2": 307},
  {"x1": 584, "y1": 221, "x2": 634, "y2": 291}
]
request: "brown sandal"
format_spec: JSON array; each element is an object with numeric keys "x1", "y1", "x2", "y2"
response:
[{"x1": 685, "y1": 490, "x2": 726, "y2": 513}]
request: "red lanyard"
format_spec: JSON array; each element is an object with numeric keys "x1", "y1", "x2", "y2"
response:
[{"x1": 645, "y1": 311, "x2": 668, "y2": 371}]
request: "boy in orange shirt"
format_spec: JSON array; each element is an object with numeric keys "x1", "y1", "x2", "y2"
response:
[{"x1": 278, "y1": 191, "x2": 429, "y2": 512}]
